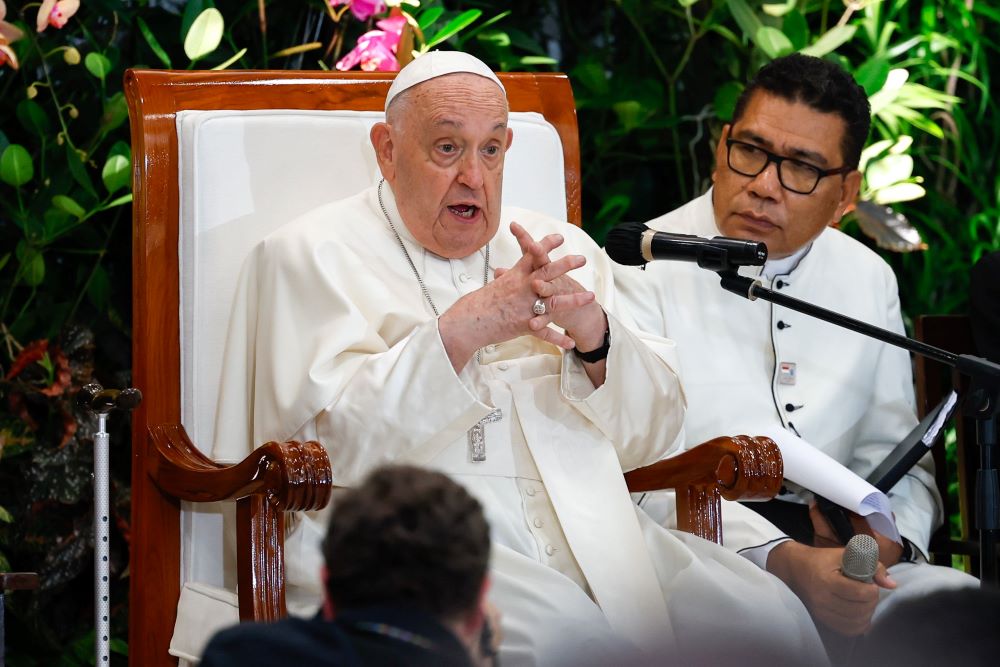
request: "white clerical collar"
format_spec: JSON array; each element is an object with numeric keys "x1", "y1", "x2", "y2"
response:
[{"x1": 761, "y1": 242, "x2": 812, "y2": 280}]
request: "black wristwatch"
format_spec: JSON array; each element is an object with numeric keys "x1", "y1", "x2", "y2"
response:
[{"x1": 574, "y1": 326, "x2": 611, "y2": 363}]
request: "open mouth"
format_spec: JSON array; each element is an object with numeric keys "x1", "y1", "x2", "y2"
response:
[{"x1": 447, "y1": 204, "x2": 480, "y2": 219}]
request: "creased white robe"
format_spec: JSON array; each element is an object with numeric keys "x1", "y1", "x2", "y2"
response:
[
  {"x1": 206, "y1": 184, "x2": 825, "y2": 665},
  {"x1": 613, "y1": 189, "x2": 977, "y2": 622}
]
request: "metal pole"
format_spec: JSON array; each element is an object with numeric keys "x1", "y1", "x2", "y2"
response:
[{"x1": 94, "y1": 413, "x2": 110, "y2": 666}]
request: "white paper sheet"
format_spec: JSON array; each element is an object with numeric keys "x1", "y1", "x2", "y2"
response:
[{"x1": 757, "y1": 425, "x2": 901, "y2": 544}]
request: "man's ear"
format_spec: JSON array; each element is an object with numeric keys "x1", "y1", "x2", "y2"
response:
[
  {"x1": 712, "y1": 124, "x2": 731, "y2": 184},
  {"x1": 833, "y1": 169, "x2": 863, "y2": 224},
  {"x1": 505, "y1": 127, "x2": 514, "y2": 151},
  {"x1": 320, "y1": 565, "x2": 336, "y2": 621},
  {"x1": 370, "y1": 122, "x2": 395, "y2": 181}
]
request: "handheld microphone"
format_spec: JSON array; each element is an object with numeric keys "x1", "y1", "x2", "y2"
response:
[
  {"x1": 841, "y1": 533, "x2": 879, "y2": 583},
  {"x1": 605, "y1": 222, "x2": 768, "y2": 271}
]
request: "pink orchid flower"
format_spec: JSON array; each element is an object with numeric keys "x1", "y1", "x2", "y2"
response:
[
  {"x1": 335, "y1": 15, "x2": 406, "y2": 72},
  {"x1": 0, "y1": 0, "x2": 25, "y2": 69},
  {"x1": 329, "y1": 0, "x2": 387, "y2": 22},
  {"x1": 36, "y1": 0, "x2": 80, "y2": 33}
]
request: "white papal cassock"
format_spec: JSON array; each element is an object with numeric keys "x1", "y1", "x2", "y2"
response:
[{"x1": 208, "y1": 184, "x2": 826, "y2": 665}]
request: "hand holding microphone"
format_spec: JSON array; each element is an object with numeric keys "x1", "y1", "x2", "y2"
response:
[{"x1": 841, "y1": 533, "x2": 880, "y2": 583}]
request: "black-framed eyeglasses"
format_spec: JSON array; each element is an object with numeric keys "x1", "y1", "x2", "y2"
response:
[{"x1": 725, "y1": 139, "x2": 852, "y2": 195}]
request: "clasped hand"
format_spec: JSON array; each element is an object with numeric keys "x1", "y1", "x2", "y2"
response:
[{"x1": 439, "y1": 223, "x2": 606, "y2": 371}]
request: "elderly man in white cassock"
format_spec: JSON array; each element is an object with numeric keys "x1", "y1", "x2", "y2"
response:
[{"x1": 208, "y1": 51, "x2": 825, "y2": 665}]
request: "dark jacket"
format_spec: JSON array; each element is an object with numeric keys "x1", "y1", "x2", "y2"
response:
[{"x1": 200, "y1": 606, "x2": 474, "y2": 667}]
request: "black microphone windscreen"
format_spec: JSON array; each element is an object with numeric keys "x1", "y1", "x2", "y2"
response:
[
  {"x1": 841, "y1": 533, "x2": 879, "y2": 583},
  {"x1": 605, "y1": 222, "x2": 650, "y2": 266}
]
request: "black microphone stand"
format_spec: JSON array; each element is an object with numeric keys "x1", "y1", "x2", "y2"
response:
[{"x1": 717, "y1": 269, "x2": 1000, "y2": 586}]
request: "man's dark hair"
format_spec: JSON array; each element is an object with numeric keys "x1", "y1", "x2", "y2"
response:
[
  {"x1": 322, "y1": 465, "x2": 491, "y2": 620},
  {"x1": 731, "y1": 54, "x2": 871, "y2": 169}
]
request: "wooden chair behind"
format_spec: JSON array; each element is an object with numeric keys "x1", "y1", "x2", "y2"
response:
[
  {"x1": 126, "y1": 69, "x2": 781, "y2": 665},
  {"x1": 914, "y1": 314, "x2": 980, "y2": 567}
]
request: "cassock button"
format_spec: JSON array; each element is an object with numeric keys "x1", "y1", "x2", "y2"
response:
[
  {"x1": 533, "y1": 518, "x2": 543, "y2": 528},
  {"x1": 485, "y1": 344, "x2": 497, "y2": 353},
  {"x1": 545, "y1": 545, "x2": 556, "y2": 556},
  {"x1": 459, "y1": 273, "x2": 471, "y2": 283},
  {"x1": 498, "y1": 362, "x2": 509, "y2": 371},
  {"x1": 525, "y1": 486, "x2": 536, "y2": 497}
]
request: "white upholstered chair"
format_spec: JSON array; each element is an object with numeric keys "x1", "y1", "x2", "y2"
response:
[{"x1": 125, "y1": 69, "x2": 781, "y2": 666}]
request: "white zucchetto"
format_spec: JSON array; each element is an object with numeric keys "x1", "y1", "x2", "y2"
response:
[{"x1": 384, "y1": 50, "x2": 506, "y2": 112}]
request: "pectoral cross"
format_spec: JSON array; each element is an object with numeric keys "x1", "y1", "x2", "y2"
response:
[{"x1": 469, "y1": 408, "x2": 502, "y2": 462}]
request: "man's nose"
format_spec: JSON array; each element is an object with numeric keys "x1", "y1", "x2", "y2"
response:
[
  {"x1": 747, "y1": 160, "x2": 782, "y2": 199},
  {"x1": 456, "y1": 152, "x2": 485, "y2": 189}
]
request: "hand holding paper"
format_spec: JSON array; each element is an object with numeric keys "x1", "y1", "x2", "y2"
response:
[{"x1": 756, "y1": 425, "x2": 902, "y2": 545}]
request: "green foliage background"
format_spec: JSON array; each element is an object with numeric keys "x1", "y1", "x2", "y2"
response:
[{"x1": 0, "y1": 0, "x2": 996, "y2": 662}]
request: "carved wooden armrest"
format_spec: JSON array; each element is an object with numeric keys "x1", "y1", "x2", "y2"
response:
[
  {"x1": 624, "y1": 435, "x2": 782, "y2": 545},
  {"x1": 147, "y1": 424, "x2": 333, "y2": 621}
]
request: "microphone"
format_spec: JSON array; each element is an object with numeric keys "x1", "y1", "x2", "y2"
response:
[
  {"x1": 841, "y1": 533, "x2": 879, "y2": 583},
  {"x1": 605, "y1": 222, "x2": 768, "y2": 271}
]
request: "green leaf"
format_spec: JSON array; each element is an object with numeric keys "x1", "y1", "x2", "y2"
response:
[
  {"x1": 53, "y1": 194, "x2": 86, "y2": 220},
  {"x1": 99, "y1": 92, "x2": 129, "y2": 139},
  {"x1": 417, "y1": 7, "x2": 444, "y2": 31},
  {"x1": 782, "y1": 10, "x2": 809, "y2": 51},
  {"x1": 185, "y1": 8, "x2": 225, "y2": 62},
  {"x1": 762, "y1": 0, "x2": 796, "y2": 17},
  {"x1": 754, "y1": 26, "x2": 794, "y2": 59},
  {"x1": 88, "y1": 264, "x2": 111, "y2": 312},
  {"x1": 181, "y1": 0, "x2": 211, "y2": 42},
  {"x1": 612, "y1": 100, "x2": 648, "y2": 132},
  {"x1": 66, "y1": 143, "x2": 97, "y2": 197},
  {"x1": 855, "y1": 56, "x2": 890, "y2": 97},
  {"x1": 800, "y1": 25, "x2": 857, "y2": 57},
  {"x1": 211, "y1": 47, "x2": 248, "y2": 71},
  {"x1": 0, "y1": 128, "x2": 9, "y2": 153},
  {"x1": 677, "y1": 0, "x2": 699, "y2": 7},
  {"x1": 873, "y1": 182, "x2": 926, "y2": 204},
  {"x1": 16, "y1": 99, "x2": 51, "y2": 136},
  {"x1": 110, "y1": 638, "x2": 129, "y2": 656},
  {"x1": 43, "y1": 207, "x2": 77, "y2": 241},
  {"x1": 108, "y1": 140, "x2": 131, "y2": 162},
  {"x1": 0, "y1": 144, "x2": 34, "y2": 187},
  {"x1": 0, "y1": 505, "x2": 12, "y2": 523},
  {"x1": 477, "y1": 30, "x2": 511, "y2": 48},
  {"x1": 21, "y1": 250, "x2": 45, "y2": 287},
  {"x1": 426, "y1": 10, "x2": 483, "y2": 48},
  {"x1": 571, "y1": 59, "x2": 609, "y2": 96},
  {"x1": 866, "y1": 154, "x2": 914, "y2": 190},
  {"x1": 137, "y1": 16, "x2": 173, "y2": 68},
  {"x1": 102, "y1": 153, "x2": 130, "y2": 194},
  {"x1": 518, "y1": 55, "x2": 558, "y2": 66},
  {"x1": 713, "y1": 81, "x2": 744, "y2": 122},
  {"x1": 0, "y1": 252, "x2": 10, "y2": 272},
  {"x1": 727, "y1": 0, "x2": 763, "y2": 40},
  {"x1": 101, "y1": 193, "x2": 133, "y2": 210},
  {"x1": 85, "y1": 52, "x2": 113, "y2": 81}
]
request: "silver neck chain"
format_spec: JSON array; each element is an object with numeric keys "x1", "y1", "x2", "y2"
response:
[{"x1": 377, "y1": 178, "x2": 490, "y2": 361}]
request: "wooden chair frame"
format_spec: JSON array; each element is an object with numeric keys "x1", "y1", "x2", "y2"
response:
[{"x1": 126, "y1": 69, "x2": 781, "y2": 666}]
